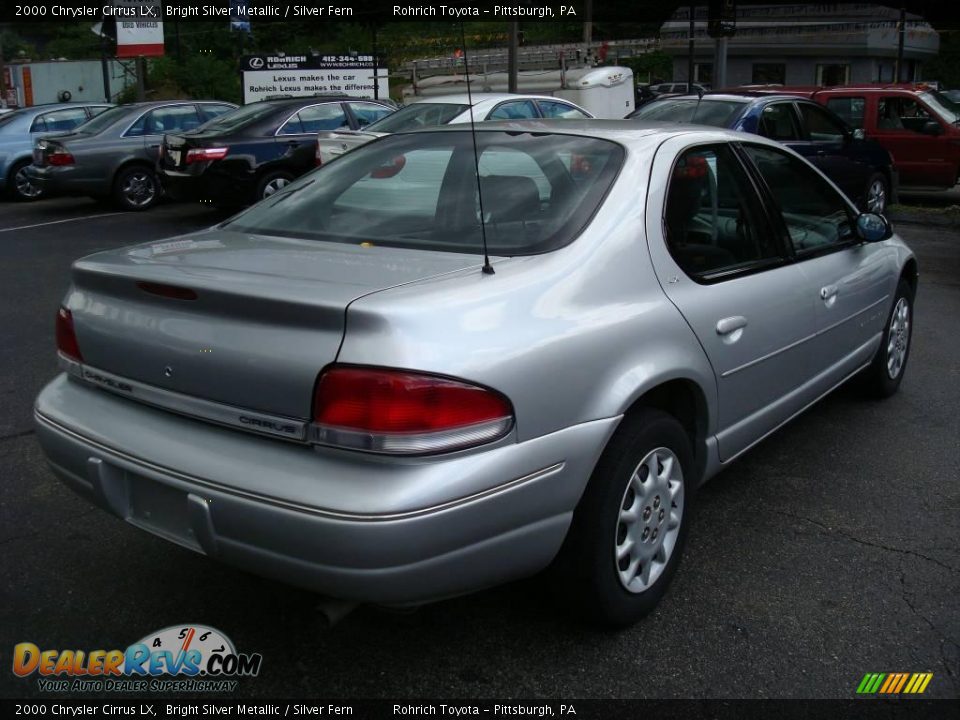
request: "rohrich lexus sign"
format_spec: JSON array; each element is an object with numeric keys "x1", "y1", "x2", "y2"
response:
[{"x1": 241, "y1": 54, "x2": 388, "y2": 104}]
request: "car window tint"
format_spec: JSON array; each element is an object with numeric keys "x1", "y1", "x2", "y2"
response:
[
  {"x1": 88, "y1": 105, "x2": 112, "y2": 118},
  {"x1": 31, "y1": 107, "x2": 89, "y2": 133},
  {"x1": 664, "y1": 145, "x2": 779, "y2": 279},
  {"x1": 139, "y1": 106, "x2": 202, "y2": 135},
  {"x1": 742, "y1": 144, "x2": 856, "y2": 253},
  {"x1": 798, "y1": 103, "x2": 846, "y2": 142},
  {"x1": 487, "y1": 101, "x2": 537, "y2": 120},
  {"x1": 199, "y1": 104, "x2": 235, "y2": 122},
  {"x1": 298, "y1": 103, "x2": 350, "y2": 132},
  {"x1": 876, "y1": 97, "x2": 935, "y2": 133},
  {"x1": 537, "y1": 101, "x2": 590, "y2": 119},
  {"x1": 348, "y1": 101, "x2": 393, "y2": 127},
  {"x1": 825, "y1": 97, "x2": 865, "y2": 128},
  {"x1": 757, "y1": 103, "x2": 800, "y2": 141}
]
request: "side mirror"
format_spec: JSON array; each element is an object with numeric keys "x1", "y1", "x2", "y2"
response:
[
  {"x1": 856, "y1": 212, "x2": 893, "y2": 242},
  {"x1": 852, "y1": 128, "x2": 866, "y2": 141},
  {"x1": 922, "y1": 120, "x2": 944, "y2": 136}
]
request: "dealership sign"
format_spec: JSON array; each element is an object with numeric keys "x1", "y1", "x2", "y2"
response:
[
  {"x1": 114, "y1": 0, "x2": 164, "y2": 57},
  {"x1": 241, "y1": 54, "x2": 388, "y2": 103}
]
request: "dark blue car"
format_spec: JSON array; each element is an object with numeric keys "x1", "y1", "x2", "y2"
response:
[{"x1": 628, "y1": 93, "x2": 896, "y2": 213}]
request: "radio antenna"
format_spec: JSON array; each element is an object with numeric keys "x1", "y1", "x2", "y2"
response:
[{"x1": 460, "y1": 22, "x2": 495, "y2": 275}]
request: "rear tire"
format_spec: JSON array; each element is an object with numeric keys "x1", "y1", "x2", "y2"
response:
[
  {"x1": 554, "y1": 408, "x2": 696, "y2": 627},
  {"x1": 112, "y1": 165, "x2": 160, "y2": 211},
  {"x1": 8, "y1": 159, "x2": 43, "y2": 201},
  {"x1": 862, "y1": 172, "x2": 889, "y2": 214},
  {"x1": 860, "y1": 279, "x2": 914, "y2": 398},
  {"x1": 255, "y1": 171, "x2": 294, "y2": 201}
]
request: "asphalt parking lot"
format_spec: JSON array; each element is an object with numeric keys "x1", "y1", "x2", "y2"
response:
[{"x1": 0, "y1": 197, "x2": 957, "y2": 700}]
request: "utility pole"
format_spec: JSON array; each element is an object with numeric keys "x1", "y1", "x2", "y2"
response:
[
  {"x1": 895, "y1": 7, "x2": 906, "y2": 82},
  {"x1": 508, "y1": 21, "x2": 518, "y2": 93},
  {"x1": 688, "y1": 3, "x2": 695, "y2": 90},
  {"x1": 135, "y1": 55, "x2": 145, "y2": 101},
  {"x1": 583, "y1": 0, "x2": 592, "y2": 45}
]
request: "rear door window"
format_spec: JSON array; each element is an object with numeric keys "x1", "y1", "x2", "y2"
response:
[
  {"x1": 537, "y1": 101, "x2": 591, "y2": 119},
  {"x1": 297, "y1": 104, "x2": 351, "y2": 132},
  {"x1": 487, "y1": 101, "x2": 538, "y2": 120},
  {"x1": 757, "y1": 103, "x2": 801, "y2": 141},
  {"x1": 664, "y1": 144, "x2": 781, "y2": 280},
  {"x1": 31, "y1": 107, "x2": 89, "y2": 133},
  {"x1": 824, "y1": 97, "x2": 866, "y2": 128},
  {"x1": 198, "y1": 104, "x2": 235, "y2": 122},
  {"x1": 347, "y1": 101, "x2": 393, "y2": 127}
]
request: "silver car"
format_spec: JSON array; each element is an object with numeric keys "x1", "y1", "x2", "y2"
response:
[
  {"x1": 35, "y1": 122, "x2": 915, "y2": 626},
  {"x1": 315, "y1": 92, "x2": 593, "y2": 165}
]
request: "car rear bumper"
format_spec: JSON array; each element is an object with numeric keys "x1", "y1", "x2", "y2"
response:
[
  {"x1": 159, "y1": 167, "x2": 254, "y2": 205},
  {"x1": 35, "y1": 374, "x2": 617, "y2": 605},
  {"x1": 26, "y1": 165, "x2": 107, "y2": 197}
]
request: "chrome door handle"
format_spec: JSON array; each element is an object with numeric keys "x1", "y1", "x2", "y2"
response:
[
  {"x1": 716, "y1": 316, "x2": 748, "y2": 335},
  {"x1": 820, "y1": 284, "x2": 839, "y2": 300}
]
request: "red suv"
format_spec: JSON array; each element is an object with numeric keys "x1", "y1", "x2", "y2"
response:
[{"x1": 750, "y1": 84, "x2": 960, "y2": 190}]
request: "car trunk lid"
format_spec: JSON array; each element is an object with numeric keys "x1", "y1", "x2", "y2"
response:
[{"x1": 65, "y1": 229, "x2": 482, "y2": 420}]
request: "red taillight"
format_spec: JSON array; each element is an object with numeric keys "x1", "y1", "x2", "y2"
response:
[
  {"x1": 312, "y1": 366, "x2": 513, "y2": 454},
  {"x1": 315, "y1": 151, "x2": 323, "y2": 167},
  {"x1": 55, "y1": 307, "x2": 83, "y2": 362},
  {"x1": 186, "y1": 147, "x2": 229, "y2": 164},
  {"x1": 48, "y1": 150, "x2": 75, "y2": 166}
]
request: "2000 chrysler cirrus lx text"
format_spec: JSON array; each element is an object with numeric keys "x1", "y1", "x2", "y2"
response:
[{"x1": 34, "y1": 122, "x2": 916, "y2": 626}]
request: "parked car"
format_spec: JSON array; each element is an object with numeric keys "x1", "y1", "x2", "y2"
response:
[
  {"x1": 27, "y1": 100, "x2": 236, "y2": 210},
  {"x1": 0, "y1": 102, "x2": 113, "y2": 201},
  {"x1": 158, "y1": 97, "x2": 395, "y2": 207},
  {"x1": 629, "y1": 93, "x2": 897, "y2": 213},
  {"x1": 649, "y1": 82, "x2": 711, "y2": 95},
  {"x1": 35, "y1": 123, "x2": 915, "y2": 626},
  {"x1": 314, "y1": 93, "x2": 593, "y2": 165},
  {"x1": 731, "y1": 83, "x2": 960, "y2": 191}
]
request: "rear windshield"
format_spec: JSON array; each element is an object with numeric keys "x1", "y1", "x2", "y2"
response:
[
  {"x1": 197, "y1": 102, "x2": 280, "y2": 133},
  {"x1": 365, "y1": 103, "x2": 470, "y2": 133},
  {"x1": 631, "y1": 99, "x2": 746, "y2": 127},
  {"x1": 73, "y1": 106, "x2": 131, "y2": 134},
  {"x1": 225, "y1": 130, "x2": 624, "y2": 256},
  {"x1": 0, "y1": 110, "x2": 27, "y2": 133}
]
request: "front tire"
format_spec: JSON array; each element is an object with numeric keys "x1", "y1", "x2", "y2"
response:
[
  {"x1": 860, "y1": 279, "x2": 914, "y2": 398},
  {"x1": 555, "y1": 408, "x2": 696, "y2": 627},
  {"x1": 8, "y1": 159, "x2": 44, "y2": 201},
  {"x1": 112, "y1": 165, "x2": 160, "y2": 211}
]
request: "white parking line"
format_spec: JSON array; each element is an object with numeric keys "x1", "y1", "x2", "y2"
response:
[{"x1": 0, "y1": 212, "x2": 124, "y2": 234}]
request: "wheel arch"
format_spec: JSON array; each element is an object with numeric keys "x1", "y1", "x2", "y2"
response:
[
  {"x1": 900, "y1": 257, "x2": 918, "y2": 295},
  {"x1": 617, "y1": 377, "x2": 711, "y2": 483}
]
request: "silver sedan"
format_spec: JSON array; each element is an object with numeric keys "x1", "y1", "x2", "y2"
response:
[{"x1": 35, "y1": 122, "x2": 915, "y2": 626}]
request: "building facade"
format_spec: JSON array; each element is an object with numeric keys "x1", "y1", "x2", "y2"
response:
[{"x1": 661, "y1": 3, "x2": 939, "y2": 88}]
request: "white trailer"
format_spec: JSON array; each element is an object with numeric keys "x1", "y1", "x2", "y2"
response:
[{"x1": 404, "y1": 66, "x2": 635, "y2": 119}]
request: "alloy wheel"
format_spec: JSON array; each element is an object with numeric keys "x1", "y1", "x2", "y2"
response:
[
  {"x1": 122, "y1": 171, "x2": 157, "y2": 208},
  {"x1": 867, "y1": 179, "x2": 887, "y2": 213},
  {"x1": 262, "y1": 177, "x2": 290, "y2": 197},
  {"x1": 15, "y1": 166, "x2": 42, "y2": 199}
]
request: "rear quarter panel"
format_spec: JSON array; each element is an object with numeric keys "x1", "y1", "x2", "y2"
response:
[{"x1": 336, "y1": 143, "x2": 718, "y2": 444}]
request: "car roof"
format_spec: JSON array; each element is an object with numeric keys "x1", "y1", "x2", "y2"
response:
[
  {"x1": 410, "y1": 93, "x2": 579, "y2": 106},
  {"x1": 396, "y1": 119, "x2": 775, "y2": 149},
  {"x1": 10, "y1": 102, "x2": 112, "y2": 116}
]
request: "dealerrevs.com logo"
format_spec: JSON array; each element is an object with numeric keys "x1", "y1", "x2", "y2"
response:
[{"x1": 12, "y1": 624, "x2": 262, "y2": 693}]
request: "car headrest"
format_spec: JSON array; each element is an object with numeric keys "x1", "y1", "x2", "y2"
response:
[{"x1": 480, "y1": 175, "x2": 541, "y2": 223}]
